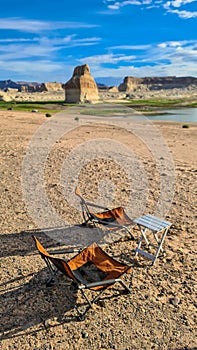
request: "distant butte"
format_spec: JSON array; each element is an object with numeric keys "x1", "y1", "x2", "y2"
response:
[{"x1": 64, "y1": 64, "x2": 99, "y2": 103}]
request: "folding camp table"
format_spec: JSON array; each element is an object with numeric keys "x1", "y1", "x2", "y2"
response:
[{"x1": 133, "y1": 214, "x2": 172, "y2": 265}]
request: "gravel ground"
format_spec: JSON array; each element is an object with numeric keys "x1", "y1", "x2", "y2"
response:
[{"x1": 0, "y1": 109, "x2": 196, "y2": 350}]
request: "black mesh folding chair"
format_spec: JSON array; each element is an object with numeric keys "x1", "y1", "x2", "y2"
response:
[{"x1": 32, "y1": 235, "x2": 132, "y2": 320}]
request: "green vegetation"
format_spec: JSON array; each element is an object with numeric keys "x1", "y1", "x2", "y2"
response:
[
  {"x1": 0, "y1": 100, "x2": 76, "y2": 114},
  {"x1": 45, "y1": 113, "x2": 52, "y2": 118},
  {"x1": 124, "y1": 98, "x2": 197, "y2": 109},
  {"x1": 80, "y1": 109, "x2": 129, "y2": 115},
  {"x1": 0, "y1": 97, "x2": 196, "y2": 116},
  {"x1": 182, "y1": 124, "x2": 189, "y2": 128}
]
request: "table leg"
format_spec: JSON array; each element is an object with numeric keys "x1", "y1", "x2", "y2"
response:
[{"x1": 153, "y1": 228, "x2": 169, "y2": 265}]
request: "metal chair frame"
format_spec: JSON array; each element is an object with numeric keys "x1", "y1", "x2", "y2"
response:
[
  {"x1": 75, "y1": 187, "x2": 135, "y2": 240},
  {"x1": 32, "y1": 235, "x2": 131, "y2": 320}
]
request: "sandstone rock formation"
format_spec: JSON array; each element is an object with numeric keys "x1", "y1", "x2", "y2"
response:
[
  {"x1": 64, "y1": 64, "x2": 99, "y2": 103},
  {"x1": 0, "y1": 92, "x2": 12, "y2": 102},
  {"x1": 20, "y1": 85, "x2": 37, "y2": 92},
  {"x1": 118, "y1": 76, "x2": 197, "y2": 93},
  {"x1": 118, "y1": 77, "x2": 142, "y2": 92},
  {"x1": 0, "y1": 80, "x2": 64, "y2": 93},
  {"x1": 4, "y1": 87, "x2": 19, "y2": 93},
  {"x1": 39, "y1": 82, "x2": 64, "y2": 92}
]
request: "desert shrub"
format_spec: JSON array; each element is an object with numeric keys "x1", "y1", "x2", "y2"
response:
[
  {"x1": 45, "y1": 113, "x2": 52, "y2": 118},
  {"x1": 182, "y1": 124, "x2": 189, "y2": 128},
  {"x1": 74, "y1": 116, "x2": 79, "y2": 121}
]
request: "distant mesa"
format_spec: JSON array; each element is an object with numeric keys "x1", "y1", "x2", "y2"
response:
[
  {"x1": 64, "y1": 64, "x2": 99, "y2": 103},
  {"x1": 0, "y1": 79, "x2": 64, "y2": 93},
  {"x1": 118, "y1": 76, "x2": 197, "y2": 93}
]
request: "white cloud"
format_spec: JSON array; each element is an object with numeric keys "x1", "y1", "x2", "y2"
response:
[
  {"x1": 168, "y1": 0, "x2": 196, "y2": 7},
  {"x1": 109, "y1": 44, "x2": 152, "y2": 49},
  {"x1": 0, "y1": 38, "x2": 196, "y2": 82},
  {"x1": 0, "y1": 43, "x2": 60, "y2": 60},
  {"x1": 79, "y1": 53, "x2": 136, "y2": 65},
  {"x1": 0, "y1": 60, "x2": 64, "y2": 73},
  {"x1": 0, "y1": 35, "x2": 101, "y2": 62},
  {"x1": 158, "y1": 43, "x2": 167, "y2": 48},
  {"x1": 80, "y1": 40, "x2": 197, "y2": 79},
  {"x1": 167, "y1": 9, "x2": 197, "y2": 17},
  {"x1": 0, "y1": 32, "x2": 102, "y2": 81},
  {"x1": 102, "y1": 0, "x2": 197, "y2": 18},
  {"x1": 0, "y1": 18, "x2": 98, "y2": 33},
  {"x1": 0, "y1": 38, "x2": 39, "y2": 43},
  {"x1": 108, "y1": 4, "x2": 121, "y2": 9},
  {"x1": 0, "y1": 58, "x2": 74, "y2": 81},
  {"x1": 107, "y1": 0, "x2": 148, "y2": 10}
]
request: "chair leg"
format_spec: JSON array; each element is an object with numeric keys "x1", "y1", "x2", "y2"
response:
[
  {"x1": 44, "y1": 258, "x2": 58, "y2": 286},
  {"x1": 117, "y1": 279, "x2": 132, "y2": 293},
  {"x1": 123, "y1": 226, "x2": 135, "y2": 240},
  {"x1": 76, "y1": 279, "x2": 131, "y2": 320},
  {"x1": 77, "y1": 289, "x2": 106, "y2": 321}
]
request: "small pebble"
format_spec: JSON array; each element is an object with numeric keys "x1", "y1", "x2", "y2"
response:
[
  {"x1": 81, "y1": 330, "x2": 89, "y2": 338},
  {"x1": 169, "y1": 296, "x2": 180, "y2": 306}
]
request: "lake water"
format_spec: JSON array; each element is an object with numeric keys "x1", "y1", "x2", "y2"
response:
[{"x1": 147, "y1": 108, "x2": 197, "y2": 123}]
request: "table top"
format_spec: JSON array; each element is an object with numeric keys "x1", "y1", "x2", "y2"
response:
[{"x1": 133, "y1": 214, "x2": 172, "y2": 232}]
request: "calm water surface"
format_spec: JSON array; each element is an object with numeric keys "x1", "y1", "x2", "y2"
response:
[{"x1": 147, "y1": 108, "x2": 197, "y2": 122}]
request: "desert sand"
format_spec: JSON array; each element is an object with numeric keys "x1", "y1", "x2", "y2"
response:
[{"x1": 0, "y1": 108, "x2": 196, "y2": 350}]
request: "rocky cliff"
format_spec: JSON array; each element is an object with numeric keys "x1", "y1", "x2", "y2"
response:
[
  {"x1": 0, "y1": 80, "x2": 64, "y2": 92},
  {"x1": 39, "y1": 82, "x2": 64, "y2": 92},
  {"x1": 118, "y1": 76, "x2": 197, "y2": 92},
  {"x1": 64, "y1": 64, "x2": 99, "y2": 103}
]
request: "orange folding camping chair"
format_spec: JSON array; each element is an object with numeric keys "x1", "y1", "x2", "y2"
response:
[
  {"x1": 32, "y1": 235, "x2": 131, "y2": 320},
  {"x1": 75, "y1": 187, "x2": 135, "y2": 240}
]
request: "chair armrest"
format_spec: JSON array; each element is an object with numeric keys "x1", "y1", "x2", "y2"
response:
[
  {"x1": 86, "y1": 202, "x2": 110, "y2": 210},
  {"x1": 79, "y1": 278, "x2": 121, "y2": 289},
  {"x1": 48, "y1": 248, "x2": 82, "y2": 255}
]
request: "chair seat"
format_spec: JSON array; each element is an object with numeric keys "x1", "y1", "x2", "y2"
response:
[
  {"x1": 90, "y1": 207, "x2": 134, "y2": 227},
  {"x1": 68, "y1": 241, "x2": 130, "y2": 290}
]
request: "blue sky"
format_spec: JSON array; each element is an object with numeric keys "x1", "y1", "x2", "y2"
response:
[{"x1": 0, "y1": 0, "x2": 196, "y2": 85}]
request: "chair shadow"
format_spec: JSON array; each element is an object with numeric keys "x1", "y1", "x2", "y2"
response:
[
  {"x1": 1, "y1": 264, "x2": 136, "y2": 340},
  {"x1": 1, "y1": 225, "x2": 138, "y2": 341},
  {"x1": 0, "y1": 267, "x2": 79, "y2": 340},
  {"x1": 0, "y1": 224, "x2": 134, "y2": 259}
]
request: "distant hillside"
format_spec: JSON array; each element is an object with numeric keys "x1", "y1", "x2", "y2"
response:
[
  {"x1": 0, "y1": 80, "x2": 39, "y2": 91},
  {"x1": 0, "y1": 80, "x2": 22, "y2": 90},
  {"x1": 0, "y1": 80, "x2": 63, "y2": 92}
]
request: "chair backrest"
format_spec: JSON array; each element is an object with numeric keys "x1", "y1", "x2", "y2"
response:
[
  {"x1": 75, "y1": 187, "x2": 133, "y2": 225},
  {"x1": 32, "y1": 235, "x2": 74, "y2": 279},
  {"x1": 75, "y1": 187, "x2": 86, "y2": 204},
  {"x1": 75, "y1": 187, "x2": 94, "y2": 221}
]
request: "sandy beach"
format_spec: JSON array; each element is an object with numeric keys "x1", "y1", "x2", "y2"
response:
[{"x1": 0, "y1": 109, "x2": 196, "y2": 350}]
